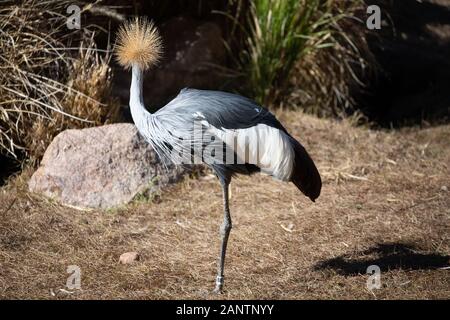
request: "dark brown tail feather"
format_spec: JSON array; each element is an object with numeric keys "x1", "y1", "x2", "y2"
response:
[{"x1": 289, "y1": 137, "x2": 322, "y2": 202}]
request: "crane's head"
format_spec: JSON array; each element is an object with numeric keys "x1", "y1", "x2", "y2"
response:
[{"x1": 115, "y1": 17, "x2": 162, "y2": 71}]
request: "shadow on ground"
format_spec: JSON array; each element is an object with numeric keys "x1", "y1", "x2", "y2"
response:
[{"x1": 314, "y1": 243, "x2": 450, "y2": 276}]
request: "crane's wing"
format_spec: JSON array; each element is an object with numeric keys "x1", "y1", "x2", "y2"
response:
[{"x1": 156, "y1": 88, "x2": 287, "y2": 132}]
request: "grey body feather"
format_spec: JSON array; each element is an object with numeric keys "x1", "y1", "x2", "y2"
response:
[
  {"x1": 148, "y1": 89, "x2": 280, "y2": 179},
  {"x1": 138, "y1": 88, "x2": 321, "y2": 201},
  {"x1": 158, "y1": 88, "x2": 286, "y2": 131}
]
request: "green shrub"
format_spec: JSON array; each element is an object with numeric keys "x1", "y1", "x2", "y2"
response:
[{"x1": 232, "y1": 0, "x2": 369, "y2": 113}]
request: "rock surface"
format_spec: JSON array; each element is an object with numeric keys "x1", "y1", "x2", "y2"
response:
[{"x1": 29, "y1": 123, "x2": 184, "y2": 209}]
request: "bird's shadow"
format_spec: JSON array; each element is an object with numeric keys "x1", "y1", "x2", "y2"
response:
[{"x1": 314, "y1": 242, "x2": 449, "y2": 276}]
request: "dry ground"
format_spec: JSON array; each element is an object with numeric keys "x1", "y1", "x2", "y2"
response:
[{"x1": 0, "y1": 111, "x2": 449, "y2": 299}]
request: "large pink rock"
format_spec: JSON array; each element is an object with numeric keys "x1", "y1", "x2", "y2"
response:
[{"x1": 29, "y1": 123, "x2": 184, "y2": 209}]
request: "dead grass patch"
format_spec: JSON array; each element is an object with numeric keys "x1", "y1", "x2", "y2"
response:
[
  {"x1": 0, "y1": 0, "x2": 121, "y2": 162},
  {"x1": 0, "y1": 111, "x2": 449, "y2": 299}
]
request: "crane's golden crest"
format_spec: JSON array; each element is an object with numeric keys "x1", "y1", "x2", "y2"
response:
[{"x1": 115, "y1": 17, "x2": 162, "y2": 71}]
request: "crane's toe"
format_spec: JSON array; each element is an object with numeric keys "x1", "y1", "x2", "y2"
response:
[{"x1": 213, "y1": 276, "x2": 224, "y2": 294}]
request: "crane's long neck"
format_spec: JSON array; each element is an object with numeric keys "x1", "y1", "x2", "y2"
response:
[{"x1": 130, "y1": 64, "x2": 152, "y2": 131}]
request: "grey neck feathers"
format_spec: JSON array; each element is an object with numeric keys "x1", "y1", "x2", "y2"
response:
[{"x1": 130, "y1": 64, "x2": 152, "y2": 131}]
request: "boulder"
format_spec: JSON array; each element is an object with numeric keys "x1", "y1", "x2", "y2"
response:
[{"x1": 29, "y1": 123, "x2": 184, "y2": 209}]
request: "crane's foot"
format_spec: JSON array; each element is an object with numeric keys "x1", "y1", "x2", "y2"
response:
[{"x1": 213, "y1": 276, "x2": 224, "y2": 294}]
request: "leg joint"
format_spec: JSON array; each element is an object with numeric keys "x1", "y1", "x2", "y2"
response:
[{"x1": 220, "y1": 219, "x2": 232, "y2": 235}]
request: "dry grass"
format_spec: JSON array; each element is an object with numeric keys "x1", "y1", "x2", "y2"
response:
[
  {"x1": 0, "y1": 111, "x2": 449, "y2": 299},
  {"x1": 0, "y1": 0, "x2": 121, "y2": 162}
]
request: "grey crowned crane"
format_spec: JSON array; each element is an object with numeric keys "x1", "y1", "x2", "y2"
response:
[{"x1": 115, "y1": 18, "x2": 322, "y2": 293}]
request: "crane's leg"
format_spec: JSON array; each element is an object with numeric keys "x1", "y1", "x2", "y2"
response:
[{"x1": 213, "y1": 179, "x2": 232, "y2": 294}]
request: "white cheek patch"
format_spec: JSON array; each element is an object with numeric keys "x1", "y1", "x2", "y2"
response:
[{"x1": 207, "y1": 124, "x2": 295, "y2": 181}]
